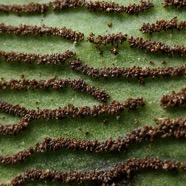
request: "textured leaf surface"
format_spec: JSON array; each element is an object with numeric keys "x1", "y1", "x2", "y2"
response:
[{"x1": 0, "y1": 0, "x2": 186, "y2": 185}]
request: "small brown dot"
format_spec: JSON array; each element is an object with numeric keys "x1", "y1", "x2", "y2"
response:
[
  {"x1": 161, "y1": 60, "x2": 167, "y2": 65},
  {"x1": 134, "y1": 119, "x2": 139, "y2": 125},
  {"x1": 103, "y1": 118, "x2": 109, "y2": 124},
  {"x1": 107, "y1": 22, "x2": 112, "y2": 27},
  {"x1": 20, "y1": 74, "x2": 25, "y2": 79},
  {"x1": 85, "y1": 131, "x2": 90, "y2": 135},
  {"x1": 111, "y1": 48, "x2": 118, "y2": 55}
]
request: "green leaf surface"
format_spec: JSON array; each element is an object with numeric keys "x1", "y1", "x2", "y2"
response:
[{"x1": 0, "y1": 0, "x2": 186, "y2": 185}]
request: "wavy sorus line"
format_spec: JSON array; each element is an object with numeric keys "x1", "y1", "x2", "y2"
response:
[
  {"x1": 1, "y1": 120, "x2": 186, "y2": 164},
  {"x1": 0, "y1": 0, "x2": 83, "y2": 14},
  {"x1": 68, "y1": 59, "x2": 186, "y2": 84},
  {"x1": 155, "y1": 117, "x2": 186, "y2": 126},
  {"x1": 0, "y1": 0, "x2": 154, "y2": 15},
  {"x1": 0, "y1": 24, "x2": 84, "y2": 42},
  {"x1": 0, "y1": 116, "x2": 31, "y2": 135},
  {"x1": 160, "y1": 86, "x2": 186, "y2": 108},
  {"x1": 0, "y1": 78, "x2": 110, "y2": 103},
  {"x1": 85, "y1": 0, "x2": 154, "y2": 14},
  {"x1": 50, "y1": 0, "x2": 86, "y2": 11},
  {"x1": 0, "y1": 98, "x2": 145, "y2": 118},
  {"x1": 0, "y1": 98, "x2": 145, "y2": 135},
  {"x1": 1, "y1": 158, "x2": 186, "y2": 186},
  {"x1": 87, "y1": 33, "x2": 128, "y2": 47},
  {"x1": 87, "y1": 33, "x2": 127, "y2": 55},
  {"x1": 0, "y1": 2, "x2": 49, "y2": 14},
  {"x1": 0, "y1": 50, "x2": 75, "y2": 64},
  {"x1": 140, "y1": 17, "x2": 186, "y2": 34},
  {"x1": 128, "y1": 36, "x2": 186, "y2": 56},
  {"x1": 163, "y1": 0, "x2": 186, "y2": 8}
]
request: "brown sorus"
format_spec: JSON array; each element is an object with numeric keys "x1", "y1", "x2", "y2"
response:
[
  {"x1": 0, "y1": 118, "x2": 186, "y2": 165},
  {"x1": 86, "y1": 0, "x2": 154, "y2": 15},
  {"x1": 69, "y1": 58, "x2": 186, "y2": 84},
  {"x1": 160, "y1": 87, "x2": 186, "y2": 108},
  {"x1": 50, "y1": 0, "x2": 86, "y2": 11},
  {"x1": 0, "y1": 23, "x2": 84, "y2": 42},
  {"x1": 87, "y1": 32, "x2": 127, "y2": 54},
  {"x1": 1, "y1": 157, "x2": 186, "y2": 185},
  {"x1": 0, "y1": 78, "x2": 110, "y2": 103},
  {"x1": 0, "y1": 0, "x2": 154, "y2": 15},
  {"x1": 87, "y1": 32, "x2": 127, "y2": 49},
  {"x1": 140, "y1": 17, "x2": 186, "y2": 34},
  {"x1": 0, "y1": 2, "x2": 49, "y2": 14},
  {"x1": 163, "y1": 0, "x2": 186, "y2": 8},
  {"x1": 0, "y1": 97, "x2": 145, "y2": 135},
  {"x1": 0, "y1": 50, "x2": 75, "y2": 65},
  {"x1": 128, "y1": 36, "x2": 186, "y2": 56},
  {"x1": 0, "y1": 0, "x2": 83, "y2": 14}
]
